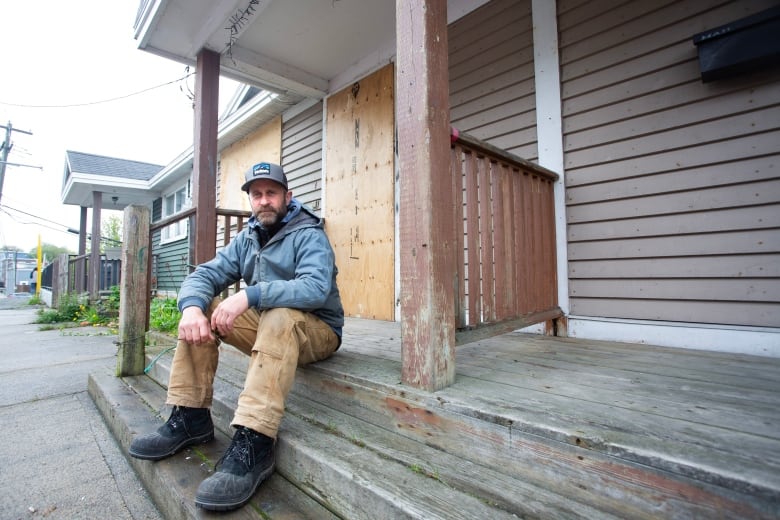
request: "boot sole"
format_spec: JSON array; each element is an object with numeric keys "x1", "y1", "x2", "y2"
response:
[
  {"x1": 195, "y1": 463, "x2": 275, "y2": 511},
  {"x1": 129, "y1": 431, "x2": 215, "y2": 461}
]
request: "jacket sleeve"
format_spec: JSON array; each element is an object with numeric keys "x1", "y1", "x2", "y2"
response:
[
  {"x1": 256, "y1": 228, "x2": 335, "y2": 311},
  {"x1": 177, "y1": 232, "x2": 247, "y2": 312}
]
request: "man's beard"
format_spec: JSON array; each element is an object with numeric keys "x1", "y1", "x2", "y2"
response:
[{"x1": 255, "y1": 206, "x2": 286, "y2": 228}]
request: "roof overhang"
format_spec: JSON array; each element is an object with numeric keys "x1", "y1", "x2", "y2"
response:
[{"x1": 133, "y1": 0, "x2": 490, "y2": 98}]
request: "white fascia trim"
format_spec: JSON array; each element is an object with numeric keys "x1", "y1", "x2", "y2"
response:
[
  {"x1": 222, "y1": 83, "x2": 253, "y2": 120},
  {"x1": 218, "y1": 90, "x2": 276, "y2": 138},
  {"x1": 148, "y1": 147, "x2": 193, "y2": 190},
  {"x1": 133, "y1": 0, "x2": 167, "y2": 47},
  {"x1": 66, "y1": 173, "x2": 150, "y2": 192},
  {"x1": 566, "y1": 316, "x2": 780, "y2": 358},
  {"x1": 532, "y1": 0, "x2": 569, "y2": 315}
]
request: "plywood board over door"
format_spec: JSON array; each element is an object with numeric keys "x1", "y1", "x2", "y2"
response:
[{"x1": 325, "y1": 64, "x2": 395, "y2": 320}]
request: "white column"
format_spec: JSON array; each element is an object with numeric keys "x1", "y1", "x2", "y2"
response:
[{"x1": 532, "y1": 0, "x2": 569, "y2": 315}]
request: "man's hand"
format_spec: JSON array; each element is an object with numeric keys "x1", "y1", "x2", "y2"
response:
[
  {"x1": 210, "y1": 291, "x2": 250, "y2": 338},
  {"x1": 178, "y1": 306, "x2": 214, "y2": 345}
]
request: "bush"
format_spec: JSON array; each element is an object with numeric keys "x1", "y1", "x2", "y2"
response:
[
  {"x1": 34, "y1": 292, "x2": 88, "y2": 324},
  {"x1": 150, "y1": 297, "x2": 181, "y2": 335},
  {"x1": 104, "y1": 285, "x2": 121, "y2": 314},
  {"x1": 34, "y1": 291, "x2": 118, "y2": 327}
]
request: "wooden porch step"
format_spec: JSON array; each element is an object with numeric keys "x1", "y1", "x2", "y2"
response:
[
  {"x1": 92, "y1": 351, "x2": 539, "y2": 519},
  {"x1": 88, "y1": 366, "x2": 339, "y2": 520},
  {"x1": 130, "y1": 330, "x2": 780, "y2": 520}
]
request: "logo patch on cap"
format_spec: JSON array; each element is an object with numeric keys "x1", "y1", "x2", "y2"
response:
[{"x1": 253, "y1": 163, "x2": 271, "y2": 177}]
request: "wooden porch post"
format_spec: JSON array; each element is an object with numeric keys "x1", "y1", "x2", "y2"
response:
[
  {"x1": 76, "y1": 206, "x2": 87, "y2": 294},
  {"x1": 89, "y1": 191, "x2": 102, "y2": 301},
  {"x1": 192, "y1": 49, "x2": 220, "y2": 265},
  {"x1": 78, "y1": 206, "x2": 87, "y2": 256},
  {"x1": 117, "y1": 205, "x2": 151, "y2": 376},
  {"x1": 396, "y1": 0, "x2": 456, "y2": 390}
]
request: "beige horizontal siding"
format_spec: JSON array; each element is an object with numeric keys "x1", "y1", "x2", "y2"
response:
[
  {"x1": 569, "y1": 229, "x2": 780, "y2": 259},
  {"x1": 571, "y1": 298, "x2": 778, "y2": 327},
  {"x1": 570, "y1": 255, "x2": 780, "y2": 278},
  {"x1": 567, "y1": 156, "x2": 778, "y2": 203},
  {"x1": 282, "y1": 102, "x2": 324, "y2": 214},
  {"x1": 449, "y1": 0, "x2": 538, "y2": 161},
  {"x1": 564, "y1": 131, "x2": 780, "y2": 186},
  {"x1": 559, "y1": 0, "x2": 780, "y2": 327},
  {"x1": 571, "y1": 279, "x2": 780, "y2": 302},
  {"x1": 568, "y1": 180, "x2": 780, "y2": 222},
  {"x1": 569, "y1": 205, "x2": 780, "y2": 240}
]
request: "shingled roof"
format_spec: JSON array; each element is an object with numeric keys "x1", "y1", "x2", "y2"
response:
[{"x1": 65, "y1": 150, "x2": 163, "y2": 181}]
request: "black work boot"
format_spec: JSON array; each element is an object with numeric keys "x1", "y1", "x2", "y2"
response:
[
  {"x1": 195, "y1": 426, "x2": 275, "y2": 511},
  {"x1": 129, "y1": 406, "x2": 214, "y2": 460}
]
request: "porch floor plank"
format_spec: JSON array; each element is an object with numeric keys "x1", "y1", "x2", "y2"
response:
[{"x1": 331, "y1": 318, "x2": 780, "y2": 502}]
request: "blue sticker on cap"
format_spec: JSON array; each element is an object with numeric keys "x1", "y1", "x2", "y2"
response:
[{"x1": 253, "y1": 163, "x2": 271, "y2": 177}]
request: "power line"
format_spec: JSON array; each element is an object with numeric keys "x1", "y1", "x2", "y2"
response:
[
  {"x1": 0, "y1": 205, "x2": 121, "y2": 245},
  {"x1": 0, "y1": 206, "x2": 72, "y2": 236},
  {"x1": 0, "y1": 203, "x2": 72, "y2": 231},
  {"x1": 0, "y1": 72, "x2": 194, "y2": 109}
]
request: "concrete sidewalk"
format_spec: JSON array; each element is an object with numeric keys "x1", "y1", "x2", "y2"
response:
[{"x1": 0, "y1": 298, "x2": 161, "y2": 520}]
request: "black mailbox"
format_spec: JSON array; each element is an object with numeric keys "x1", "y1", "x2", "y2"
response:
[{"x1": 693, "y1": 6, "x2": 780, "y2": 83}]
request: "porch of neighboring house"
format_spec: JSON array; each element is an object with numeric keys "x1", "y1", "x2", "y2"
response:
[
  {"x1": 39, "y1": 252, "x2": 121, "y2": 308},
  {"x1": 91, "y1": 315, "x2": 780, "y2": 519}
]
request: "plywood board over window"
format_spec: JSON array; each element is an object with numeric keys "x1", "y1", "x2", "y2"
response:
[
  {"x1": 325, "y1": 64, "x2": 395, "y2": 320},
  {"x1": 219, "y1": 116, "x2": 282, "y2": 211}
]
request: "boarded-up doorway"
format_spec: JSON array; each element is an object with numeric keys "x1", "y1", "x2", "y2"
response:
[{"x1": 325, "y1": 64, "x2": 395, "y2": 320}]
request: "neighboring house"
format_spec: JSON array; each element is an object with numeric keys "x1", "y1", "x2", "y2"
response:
[{"x1": 62, "y1": 150, "x2": 163, "y2": 214}]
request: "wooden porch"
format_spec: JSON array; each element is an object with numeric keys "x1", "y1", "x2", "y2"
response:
[{"x1": 93, "y1": 317, "x2": 780, "y2": 519}]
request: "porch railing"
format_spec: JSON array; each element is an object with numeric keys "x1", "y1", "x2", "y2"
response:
[
  {"x1": 65, "y1": 254, "x2": 122, "y2": 295},
  {"x1": 148, "y1": 207, "x2": 252, "y2": 299},
  {"x1": 450, "y1": 129, "x2": 561, "y2": 344}
]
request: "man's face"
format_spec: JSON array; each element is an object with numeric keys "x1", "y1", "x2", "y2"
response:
[{"x1": 247, "y1": 178, "x2": 292, "y2": 227}]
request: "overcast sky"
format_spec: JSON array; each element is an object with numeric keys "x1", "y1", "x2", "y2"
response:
[{"x1": 0, "y1": 0, "x2": 237, "y2": 253}]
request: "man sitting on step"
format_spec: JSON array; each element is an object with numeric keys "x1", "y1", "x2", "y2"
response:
[{"x1": 129, "y1": 161, "x2": 344, "y2": 512}]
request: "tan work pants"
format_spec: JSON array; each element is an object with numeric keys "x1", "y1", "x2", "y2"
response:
[{"x1": 166, "y1": 300, "x2": 340, "y2": 439}]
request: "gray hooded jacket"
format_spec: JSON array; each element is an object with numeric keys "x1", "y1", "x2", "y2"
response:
[{"x1": 177, "y1": 199, "x2": 344, "y2": 337}]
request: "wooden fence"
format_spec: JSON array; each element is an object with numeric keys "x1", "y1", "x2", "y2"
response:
[{"x1": 42, "y1": 253, "x2": 122, "y2": 307}]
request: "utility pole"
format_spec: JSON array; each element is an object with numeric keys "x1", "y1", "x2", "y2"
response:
[{"x1": 0, "y1": 121, "x2": 35, "y2": 206}]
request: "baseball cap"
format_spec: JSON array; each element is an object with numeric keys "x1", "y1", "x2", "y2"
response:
[{"x1": 241, "y1": 162, "x2": 288, "y2": 192}]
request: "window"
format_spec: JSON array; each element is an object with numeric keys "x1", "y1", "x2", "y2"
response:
[{"x1": 161, "y1": 182, "x2": 190, "y2": 242}]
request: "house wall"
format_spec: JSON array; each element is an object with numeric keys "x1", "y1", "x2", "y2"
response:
[
  {"x1": 282, "y1": 101, "x2": 325, "y2": 215},
  {"x1": 150, "y1": 198, "x2": 190, "y2": 295},
  {"x1": 558, "y1": 0, "x2": 780, "y2": 329},
  {"x1": 449, "y1": 0, "x2": 538, "y2": 161},
  {"x1": 218, "y1": 116, "x2": 282, "y2": 211}
]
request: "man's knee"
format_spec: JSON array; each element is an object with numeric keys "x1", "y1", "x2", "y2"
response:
[{"x1": 254, "y1": 308, "x2": 306, "y2": 356}]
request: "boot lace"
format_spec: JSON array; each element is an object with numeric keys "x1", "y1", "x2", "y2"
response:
[
  {"x1": 165, "y1": 406, "x2": 185, "y2": 433},
  {"x1": 218, "y1": 428, "x2": 255, "y2": 474}
]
